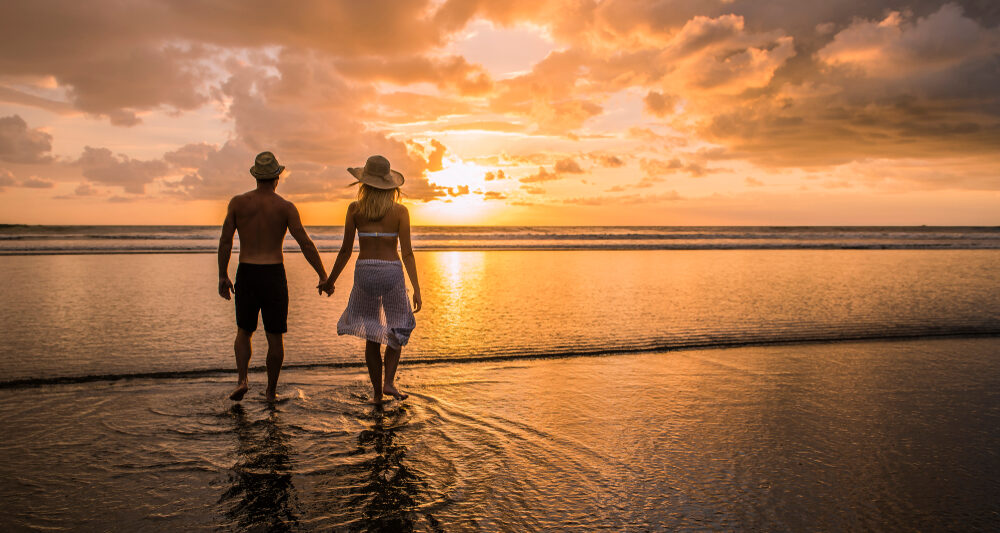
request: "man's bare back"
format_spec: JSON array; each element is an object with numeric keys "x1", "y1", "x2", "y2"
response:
[{"x1": 228, "y1": 188, "x2": 294, "y2": 264}]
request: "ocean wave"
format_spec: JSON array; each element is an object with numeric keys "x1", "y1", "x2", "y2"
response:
[
  {"x1": 3, "y1": 230, "x2": 1000, "y2": 242},
  {"x1": 3, "y1": 242, "x2": 1000, "y2": 254},
  {"x1": 3, "y1": 328, "x2": 997, "y2": 389}
]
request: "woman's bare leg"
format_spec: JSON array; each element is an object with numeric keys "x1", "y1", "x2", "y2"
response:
[
  {"x1": 365, "y1": 340, "x2": 383, "y2": 403},
  {"x1": 382, "y1": 345, "x2": 408, "y2": 400}
]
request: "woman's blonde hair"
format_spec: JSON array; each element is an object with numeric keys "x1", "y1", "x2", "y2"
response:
[{"x1": 357, "y1": 184, "x2": 401, "y2": 221}]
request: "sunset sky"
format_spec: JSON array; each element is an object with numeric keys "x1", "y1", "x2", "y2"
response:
[{"x1": 1, "y1": 1, "x2": 998, "y2": 225}]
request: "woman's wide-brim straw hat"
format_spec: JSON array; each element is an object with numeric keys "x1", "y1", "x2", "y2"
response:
[
  {"x1": 347, "y1": 155, "x2": 404, "y2": 189},
  {"x1": 249, "y1": 151, "x2": 285, "y2": 180}
]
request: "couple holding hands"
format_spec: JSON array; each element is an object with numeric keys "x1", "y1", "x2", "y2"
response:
[{"x1": 218, "y1": 152, "x2": 420, "y2": 404}]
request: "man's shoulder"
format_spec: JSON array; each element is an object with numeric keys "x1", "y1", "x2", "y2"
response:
[
  {"x1": 275, "y1": 194, "x2": 296, "y2": 212},
  {"x1": 228, "y1": 191, "x2": 251, "y2": 207}
]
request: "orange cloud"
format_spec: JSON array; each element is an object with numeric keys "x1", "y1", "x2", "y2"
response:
[
  {"x1": 519, "y1": 167, "x2": 560, "y2": 183},
  {"x1": 0, "y1": 115, "x2": 53, "y2": 164},
  {"x1": 77, "y1": 146, "x2": 169, "y2": 194}
]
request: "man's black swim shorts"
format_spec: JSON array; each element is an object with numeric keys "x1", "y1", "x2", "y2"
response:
[{"x1": 234, "y1": 263, "x2": 288, "y2": 334}]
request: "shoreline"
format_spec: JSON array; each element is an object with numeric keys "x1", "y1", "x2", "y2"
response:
[{"x1": 3, "y1": 331, "x2": 998, "y2": 390}]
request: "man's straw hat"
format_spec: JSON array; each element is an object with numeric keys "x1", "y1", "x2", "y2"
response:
[
  {"x1": 347, "y1": 155, "x2": 404, "y2": 189},
  {"x1": 249, "y1": 151, "x2": 285, "y2": 180}
]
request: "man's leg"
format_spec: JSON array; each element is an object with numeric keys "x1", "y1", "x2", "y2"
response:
[
  {"x1": 230, "y1": 328, "x2": 253, "y2": 401},
  {"x1": 382, "y1": 346, "x2": 408, "y2": 400},
  {"x1": 264, "y1": 331, "x2": 284, "y2": 401},
  {"x1": 365, "y1": 340, "x2": 383, "y2": 404}
]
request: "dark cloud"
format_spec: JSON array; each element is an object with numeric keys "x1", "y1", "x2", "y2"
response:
[
  {"x1": 695, "y1": 4, "x2": 1000, "y2": 169},
  {"x1": 0, "y1": 1, "x2": 456, "y2": 122},
  {"x1": 0, "y1": 115, "x2": 53, "y2": 164},
  {"x1": 644, "y1": 91, "x2": 677, "y2": 116},
  {"x1": 160, "y1": 141, "x2": 252, "y2": 199},
  {"x1": 163, "y1": 142, "x2": 218, "y2": 169},
  {"x1": 640, "y1": 157, "x2": 712, "y2": 178},
  {"x1": 21, "y1": 176, "x2": 54, "y2": 188},
  {"x1": 74, "y1": 183, "x2": 98, "y2": 196},
  {"x1": 519, "y1": 166, "x2": 560, "y2": 183},
  {"x1": 76, "y1": 146, "x2": 169, "y2": 194},
  {"x1": 554, "y1": 158, "x2": 585, "y2": 173},
  {"x1": 588, "y1": 153, "x2": 626, "y2": 167}
]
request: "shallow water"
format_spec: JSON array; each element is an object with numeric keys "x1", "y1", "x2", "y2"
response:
[
  {"x1": 1, "y1": 250, "x2": 999, "y2": 383},
  {"x1": 1, "y1": 338, "x2": 998, "y2": 530}
]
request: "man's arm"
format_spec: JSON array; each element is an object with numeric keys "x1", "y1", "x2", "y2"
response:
[
  {"x1": 321, "y1": 202, "x2": 357, "y2": 296},
  {"x1": 286, "y1": 202, "x2": 327, "y2": 284},
  {"x1": 218, "y1": 198, "x2": 237, "y2": 299}
]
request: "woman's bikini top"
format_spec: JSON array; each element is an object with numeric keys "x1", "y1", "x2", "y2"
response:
[{"x1": 357, "y1": 231, "x2": 397, "y2": 237}]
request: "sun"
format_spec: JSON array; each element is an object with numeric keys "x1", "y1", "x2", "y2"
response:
[
  {"x1": 415, "y1": 157, "x2": 507, "y2": 225},
  {"x1": 426, "y1": 157, "x2": 490, "y2": 190}
]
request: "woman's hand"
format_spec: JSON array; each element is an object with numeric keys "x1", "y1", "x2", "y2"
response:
[{"x1": 412, "y1": 290, "x2": 422, "y2": 313}]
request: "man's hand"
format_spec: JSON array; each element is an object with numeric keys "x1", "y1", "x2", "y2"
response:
[
  {"x1": 412, "y1": 290, "x2": 422, "y2": 313},
  {"x1": 219, "y1": 276, "x2": 234, "y2": 300}
]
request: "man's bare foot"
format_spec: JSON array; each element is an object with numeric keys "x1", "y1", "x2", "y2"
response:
[
  {"x1": 265, "y1": 388, "x2": 277, "y2": 402},
  {"x1": 229, "y1": 382, "x2": 249, "y2": 401},
  {"x1": 383, "y1": 384, "x2": 408, "y2": 400}
]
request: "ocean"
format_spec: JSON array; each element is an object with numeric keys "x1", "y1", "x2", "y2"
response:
[
  {"x1": 1, "y1": 225, "x2": 998, "y2": 530},
  {"x1": 1, "y1": 224, "x2": 999, "y2": 254}
]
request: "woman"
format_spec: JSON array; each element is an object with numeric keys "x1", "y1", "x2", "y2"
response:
[{"x1": 321, "y1": 155, "x2": 422, "y2": 404}]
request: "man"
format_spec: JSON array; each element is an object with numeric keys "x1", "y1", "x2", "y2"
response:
[{"x1": 218, "y1": 151, "x2": 327, "y2": 401}]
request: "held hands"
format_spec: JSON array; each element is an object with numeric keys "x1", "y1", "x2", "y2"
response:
[
  {"x1": 219, "y1": 276, "x2": 234, "y2": 300},
  {"x1": 317, "y1": 275, "x2": 334, "y2": 297}
]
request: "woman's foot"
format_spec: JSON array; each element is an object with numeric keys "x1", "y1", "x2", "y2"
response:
[
  {"x1": 383, "y1": 384, "x2": 408, "y2": 400},
  {"x1": 229, "y1": 381, "x2": 249, "y2": 401}
]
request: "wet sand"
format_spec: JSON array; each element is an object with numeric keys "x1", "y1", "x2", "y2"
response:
[{"x1": 2, "y1": 337, "x2": 999, "y2": 530}]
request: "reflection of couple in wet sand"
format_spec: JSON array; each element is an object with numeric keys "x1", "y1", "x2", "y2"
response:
[
  {"x1": 221, "y1": 403, "x2": 425, "y2": 531},
  {"x1": 218, "y1": 152, "x2": 422, "y2": 404}
]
